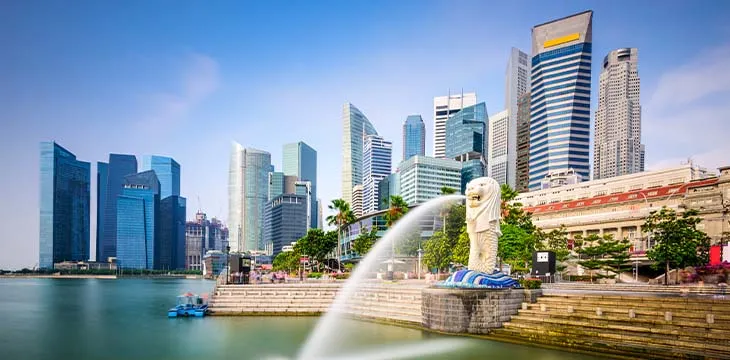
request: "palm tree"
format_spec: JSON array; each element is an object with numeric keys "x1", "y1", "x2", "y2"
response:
[
  {"x1": 383, "y1": 195, "x2": 409, "y2": 276},
  {"x1": 326, "y1": 199, "x2": 355, "y2": 271},
  {"x1": 439, "y1": 186, "x2": 457, "y2": 232},
  {"x1": 500, "y1": 184, "x2": 519, "y2": 218}
]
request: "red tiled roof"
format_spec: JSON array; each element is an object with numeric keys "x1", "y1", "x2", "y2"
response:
[{"x1": 523, "y1": 178, "x2": 718, "y2": 214}]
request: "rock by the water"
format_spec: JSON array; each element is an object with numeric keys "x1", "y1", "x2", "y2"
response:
[{"x1": 439, "y1": 269, "x2": 520, "y2": 289}]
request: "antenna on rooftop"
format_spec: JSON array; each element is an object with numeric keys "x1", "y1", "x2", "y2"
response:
[{"x1": 197, "y1": 195, "x2": 202, "y2": 212}]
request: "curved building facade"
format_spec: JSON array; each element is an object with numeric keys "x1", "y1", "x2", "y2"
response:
[
  {"x1": 402, "y1": 115, "x2": 425, "y2": 161},
  {"x1": 228, "y1": 143, "x2": 272, "y2": 253},
  {"x1": 529, "y1": 11, "x2": 593, "y2": 190},
  {"x1": 342, "y1": 103, "x2": 378, "y2": 204}
]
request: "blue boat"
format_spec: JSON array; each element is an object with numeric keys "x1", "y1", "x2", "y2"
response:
[{"x1": 167, "y1": 292, "x2": 208, "y2": 318}]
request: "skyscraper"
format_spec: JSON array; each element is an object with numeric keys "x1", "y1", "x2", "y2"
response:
[
  {"x1": 433, "y1": 92, "x2": 477, "y2": 158},
  {"x1": 97, "y1": 154, "x2": 137, "y2": 262},
  {"x1": 351, "y1": 184, "x2": 363, "y2": 218},
  {"x1": 39, "y1": 142, "x2": 91, "y2": 268},
  {"x1": 116, "y1": 170, "x2": 159, "y2": 270},
  {"x1": 141, "y1": 155, "x2": 180, "y2": 199},
  {"x1": 158, "y1": 195, "x2": 186, "y2": 270},
  {"x1": 445, "y1": 102, "x2": 488, "y2": 192},
  {"x1": 283, "y1": 141, "x2": 318, "y2": 228},
  {"x1": 263, "y1": 194, "x2": 308, "y2": 257},
  {"x1": 529, "y1": 10, "x2": 593, "y2": 190},
  {"x1": 504, "y1": 48, "x2": 531, "y2": 188},
  {"x1": 487, "y1": 109, "x2": 509, "y2": 185},
  {"x1": 516, "y1": 93, "x2": 532, "y2": 192},
  {"x1": 228, "y1": 143, "x2": 272, "y2": 253},
  {"x1": 398, "y1": 156, "x2": 462, "y2": 205},
  {"x1": 593, "y1": 48, "x2": 644, "y2": 180},
  {"x1": 341, "y1": 103, "x2": 378, "y2": 204},
  {"x1": 402, "y1": 115, "x2": 425, "y2": 161},
  {"x1": 362, "y1": 134, "x2": 392, "y2": 215}
]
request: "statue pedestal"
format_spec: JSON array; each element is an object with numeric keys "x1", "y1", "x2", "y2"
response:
[{"x1": 421, "y1": 287, "x2": 541, "y2": 334}]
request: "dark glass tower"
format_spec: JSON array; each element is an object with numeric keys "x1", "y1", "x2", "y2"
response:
[
  {"x1": 98, "y1": 154, "x2": 137, "y2": 262},
  {"x1": 116, "y1": 170, "x2": 159, "y2": 270},
  {"x1": 157, "y1": 195, "x2": 187, "y2": 270},
  {"x1": 141, "y1": 155, "x2": 180, "y2": 199},
  {"x1": 402, "y1": 115, "x2": 425, "y2": 161},
  {"x1": 39, "y1": 142, "x2": 91, "y2": 268},
  {"x1": 282, "y1": 141, "x2": 318, "y2": 229}
]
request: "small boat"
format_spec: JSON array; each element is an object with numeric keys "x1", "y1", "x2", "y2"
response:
[{"x1": 167, "y1": 292, "x2": 208, "y2": 318}]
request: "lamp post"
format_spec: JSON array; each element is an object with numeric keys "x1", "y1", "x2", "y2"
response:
[
  {"x1": 224, "y1": 245, "x2": 230, "y2": 285},
  {"x1": 417, "y1": 247, "x2": 423, "y2": 280}
]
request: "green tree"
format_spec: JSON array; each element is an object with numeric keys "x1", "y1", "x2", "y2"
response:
[
  {"x1": 498, "y1": 223, "x2": 536, "y2": 272},
  {"x1": 395, "y1": 227, "x2": 422, "y2": 256},
  {"x1": 438, "y1": 186, "x2": 458, "y2": 231},
  {"x1": 326, "y1": 199, "x2": 356, "y2": 271},
  {"x1": 423, "y1": 230, "x2": 453, "y2": 272},
  {"x1": 576, "y1": 234, "x2": 631, "y2": 282},
  {"x1": 644, "y1": 207, "x2": 711, "y2": 285},
  {"x1": 451, "y1": 226, "x2": 470, "y2": 266},
  {"x1": 535, "y1": 226, "x2": 571, "y2": 273},
  {"x1": 445, "y1": 203, "x2": 466, "y2": 243},
  {"x1": 384, "y1": 195, "x2": 409, "y2": 227},
  {"x1": 295, "y1": 229, "x2": 338, "y2": 271},
  {"x1": 352, "y1": 227, "x2": 378, "y2": 257},
  {"x1": 273, "y1": 250, "x2": 300, "y2": 271}
]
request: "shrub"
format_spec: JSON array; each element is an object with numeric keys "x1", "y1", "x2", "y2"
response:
[
  {"x1": 334, "y1": 273, "x2": 350, "y2": 280},
  {"x1": 519, "y1": 278, "x2": 542, "y2": 289},
  {"x1": 307, "y1": 272, "x2": 322, "y2": 278}
]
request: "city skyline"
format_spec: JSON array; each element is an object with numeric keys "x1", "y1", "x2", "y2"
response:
[{"x1": 2, "y1": 1, "x2": 730, "y2": 268}]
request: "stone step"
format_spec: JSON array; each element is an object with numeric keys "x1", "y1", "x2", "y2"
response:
[
  {"x1": 525, "y1": 303, "x2": 730, "y2": 325},
  {"x1": 492, "y1": 326, "x2": 728, "y2": 360},
  {"x1": 518, "y1": 309, "x2": 730, "y2": 333},
  {"x1": 538, "y1": 296, "x2": 730, "y2": 312},
  {"x1": 209, "y1": 307, "x2": 327, "y2": 314},
  {"x1": 342, "y1": 304, "x2": 421, "y2": 317},
  {"x1": 542, "y1": 293, "x2": 730, "y2": 306},
  {"x1": 507, "y1": 315, "x2": 730, "y2": 350}
]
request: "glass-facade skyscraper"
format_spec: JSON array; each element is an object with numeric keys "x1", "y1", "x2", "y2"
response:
[
  {"x1": 116, "y1": 170, "x2": 159, "y2": 270},
  {"x1": 141, "y1": 155, "x2": 180, "y2": 199},
  {"x1": 445, "y1": 102, "x2": 488, "y2": 191},
  {"x1": 263, "y1": 194, "x2": 308, "y2": 258},
  {"x1": 282, "y1": 141, "x2": 318, "y2": 228},
  {"x1": 39, "y1": 142, "x2": 91, "y2": 268},
  {"x1": 362, "y1": 134, "x2": 392, "y2": 214},
  {"x1": 228, "y1": 143, "x2": 272, "y2": 253},
  {"x1": 158, "y1": 195, "x2": 187, "y2": 270},
  {"x1": 402, "y1": 115, "x2": 425, "y2": 161},
  {"x1": 529, "y1": 10, "x2": 593, "y2": 190},
  {"x1": 97, "y1": 154, "x2": 137, "y2": 263},
  {"x1": 341, "y1": 103, "x2": 378, "y2": 204}
]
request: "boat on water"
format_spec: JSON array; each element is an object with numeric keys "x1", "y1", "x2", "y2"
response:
[{"x1": 167, "y1": 292, "x2": 208, "y2": 317}]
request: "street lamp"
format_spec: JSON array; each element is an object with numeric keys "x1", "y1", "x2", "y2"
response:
[
  {"x1": 224, "y1": 245, "x2": 230, "y2": 285},
  {"x1": 417, "y1": 247, "x2": 424, "y2": 280}
]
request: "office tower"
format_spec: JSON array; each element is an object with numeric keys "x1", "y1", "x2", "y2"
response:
[
  {"x1": 158, "y1": 195, "x2": 186, "y2": 270},
  {"x1": 445, "y1": 102, "x2": 488, "y2": 192},
  {"x1": 39, "y1": 142, "x2": 91, "y2": 268},
  {"x1": 402, "y1": 115, "x2": 425, "y2": 161},
  {"x1": 141, "y1": 155, "x2": 180, "y2": 199},
  {"x1": 504, "y1": 48, "x2": 531, "y2": 188},
  {"x1": 516, "y1": 93, "x2": 532, "y2": 192},
  {"x1": 488, "y1": 109, "x2": 509, "y2": 185},
  {"x1": 593, "y1": 48, "x2": 644, "y2": 180},
  {"x1": 97, "y1": 154, "x2": 137, "y2": 263},
  {"x1": 264, "y1": 194, "x2": 308, "y2": 258},
  {"x1": 362, "y1": 134, "x2": 392, "y2": 215},
  {"x1": 116, "y1": 170, "x2": 159, "y2": 270},
  {"x1": 529, "y1": 10, "x2": 593, "y2": 190},
  {"x1": 268, "y1": 171, "x2": 285, "y2": 201},
  {"x1": 342, "y1": 103, "x2": 378, "y2": 204},
  {"x1": 228, "y1": 143, "x2": 272, "y2": 253},
  {"x1": 317, "y1": 199, "x2": 323, "y2": 229},
  {"x1": 294, "y1": 181, "x2": 313, "y2": 230},
  {"x1": 433, "y1": 92, "x2": 477, "y2": 158},
  {"x1": 399, "y1": 156, "x2": 462, "y2": 205},
  {"x1": 185, "y1": 213, "x2": 229, "y2": 270},
  {"x1": 351, "y1": 184, "x2": 364, "y2": 218},
  {"x1": 377, "y1": 173, "x2": 401, "y2": 211},
  {"x1": 283, "y1": 141, "x2": 318, "y2": 228}
]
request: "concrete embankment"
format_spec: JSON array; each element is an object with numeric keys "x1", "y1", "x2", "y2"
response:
[
  {"x1": 0, "y1": 274, "x2": 117, "y2": 279},
  {"x1": 491, "y1": 285, "x2": 730, "y2": 359}
]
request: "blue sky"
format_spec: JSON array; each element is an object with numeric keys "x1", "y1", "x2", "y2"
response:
[{"x1": 1, "y1": 0, "x2": 729, "y2": 269}]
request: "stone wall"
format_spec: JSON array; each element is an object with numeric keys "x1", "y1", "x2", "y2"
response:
[{"x1": 421, "y1": 287, "x2": 542, "y2": 334}]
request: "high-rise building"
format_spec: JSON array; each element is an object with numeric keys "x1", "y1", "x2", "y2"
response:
[
  {"x1": 157, "y1": 195, "x2": 186, "y2": 270},
  {"x1": 97, "y1": 154, "x2": 137, "y2": 263},
  {"x1": 351, "y1": 184, "x2": 364, "y2": 218},
  {"x1": 377, "y1": 173, "x2": 401, "y2": 211},
  {"x1": 516, "y1": 93, "x2": 532, "y2": 192},
  {"x1": 228, "y1": 143, "x2": 272, "y2": 253},
  {"x1": 342, "y1": 103, "x2": 378, "y2": 204},
  {"x1": 268, "y1": 171, "x2": 285, "y2": 201},
  {"x1": 433, "y1": 92, "x2": 477, "y2": 158},
  {"x1": 141, "y1": 155, "x2": 180, "y2": 199},
  {"x1": 445, "y1": 102, "x2": 488, "y2": 192},
  {"x1": 264, "y1": 194, "x2": 308, "y2": 257},
  {"x1": 504, "y1": 48, "x2": 531, "y2": 188},
  {"x1": 283, "y1": 141, "x2": 318, "y2": 228},
  {"x1": 402, "y1": 115, "x2": 425, "y2": 161},
  {"x1": 398, "y1": 156, "x2": 462, "y2": 205},
  {"x1": 185, "y1": 212, "x2": 229, "y2": 270},
  {"x1": 529, "y1": 10, "x2": 593, "y2": 190},
  {"x1": 39, "y1": 142, "x2": 91, "y2": 268},
  {"x1": 116, "y1": 170, "x2": 159, "y2": 270},
  {"x1": 317, "y1": 199, "x2": 323, "y2": 229},
  {"x1": 488, "y1": 109, "x2": 509, "y2": 185},
  {"x1": 362, "y1": 134, "x2": 392, "y2": 215},
  {"x1": 593, "y1": 47, "x2": 644, "y2": 180}
]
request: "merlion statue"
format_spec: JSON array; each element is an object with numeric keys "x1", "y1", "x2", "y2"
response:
[
  {"x1": 465, "y1": 176, "x2": 502, "y2": 273},
  {"x1": 440, "y1": 176, "x2": 520, "y2": 289}
]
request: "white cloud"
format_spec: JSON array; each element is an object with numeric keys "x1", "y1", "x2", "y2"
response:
[
  {"x1": 644, "y1": 43, "x2": 730, "y2": 172},
  {"x1": 145, "y1": 53, "x2": 220, "y2": 127}
]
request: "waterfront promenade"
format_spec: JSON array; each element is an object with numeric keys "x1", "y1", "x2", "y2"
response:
[{"x1": 210, "y1": 280, "x2": 730, "y2": 359}]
